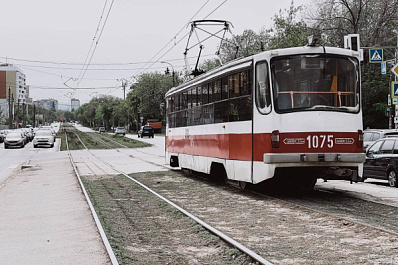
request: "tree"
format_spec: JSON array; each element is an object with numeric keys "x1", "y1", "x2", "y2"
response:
[
  {"x1": 219, "y1": 29, "x2": 270, "y2": 63},
  {"x1": 128, "y1": 72, "x2": 173, "y2": 128},
  {"x1": 266, "y1": 2, "x2": 310, "y2": 49},
  {"x1": 307, "y1": 0, "x2": 398, "y2": 47},
  {"x1": 218, "y1": 1, "x2": 310, "y2": 64}
]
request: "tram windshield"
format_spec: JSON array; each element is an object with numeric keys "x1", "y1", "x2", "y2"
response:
[{"x1": 271, "y1": 54, "x2": 360, "y2": 113}]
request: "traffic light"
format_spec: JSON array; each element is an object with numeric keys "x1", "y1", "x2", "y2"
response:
[{"x1": 386, "y1": 107, "x2": 390, "y2": 117}]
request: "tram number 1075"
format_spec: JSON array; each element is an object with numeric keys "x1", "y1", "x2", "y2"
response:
[{"x1": 306, "y1": 135, "x2": 334, "y2": 149}]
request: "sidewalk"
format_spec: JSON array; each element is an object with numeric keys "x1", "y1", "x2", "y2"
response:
[{"x1": 0, "y1": 156, "x2": 110, "y2": 265}]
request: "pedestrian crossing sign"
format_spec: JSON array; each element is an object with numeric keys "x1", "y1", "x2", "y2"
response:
[
  {"x1": 391, "y1": 81, "x2": 398, "y2": 101},
  {"x1": 369, "y1": 48, "x2": 383, "y2": 63}
]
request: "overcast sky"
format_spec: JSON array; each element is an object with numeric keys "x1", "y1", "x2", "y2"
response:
[{"x1": 0, "y1": 0, "x2": 311, "y2": 109}]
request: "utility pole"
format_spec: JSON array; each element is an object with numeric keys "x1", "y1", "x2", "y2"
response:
[
  {"x1": 33, "y1": 104, "x2": 36, "y2": 128},
  {"x1": 122, "y1": 80, "x2": 127, "y2": 100},
  {"x1": 22, "y1": 103, "x2": 26, "y2": 127},
  {"x1": 8, "y1": 86, "x2": 13, "y2": 129},
  {"x1": 16, "y1": 98, "x2": 20, "y2": 128}
]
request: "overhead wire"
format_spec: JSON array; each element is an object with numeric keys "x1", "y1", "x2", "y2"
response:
[
  {"x1": 77, "y1": 0, "x2": 109, "y2": 81},
  {"x1": 77, "y1": 0, "x2": 115, "y2": 86},
  {"x1": 127, "y1": 0, "x2": 212, "y2": 81},
  {"x1": 128, "y1": 0, "x2": 229, "y2": 81}
]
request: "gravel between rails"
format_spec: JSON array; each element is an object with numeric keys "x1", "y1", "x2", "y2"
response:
[
  {"x1": 122, "y1": 170, "x2": 398, "y2": 265},
  {"x1": 82, "y1": 173, "x2": 260, "y2": 265}
]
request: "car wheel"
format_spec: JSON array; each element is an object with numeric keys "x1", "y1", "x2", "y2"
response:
[{"x1": 387, "y1": 169, "x2": 397, "y2": 187}]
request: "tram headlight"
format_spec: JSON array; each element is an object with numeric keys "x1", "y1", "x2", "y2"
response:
[{"x1": 271, "y1": 130, "x2": 280, "y2": 148}]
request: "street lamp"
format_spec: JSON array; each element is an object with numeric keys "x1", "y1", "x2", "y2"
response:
[{"x1": 161, "y1": 61, "x2": 175, "y2": 87}]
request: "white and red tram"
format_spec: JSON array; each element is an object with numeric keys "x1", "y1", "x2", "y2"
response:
[{"x1": 165, "y1": 45, "x2": 365, "y2": 189}]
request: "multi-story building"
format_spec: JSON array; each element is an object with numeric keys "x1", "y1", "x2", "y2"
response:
[
  {"x1": 0, "y1": 64, "x2": 27, "y2": 121},
  {"x1": 35, "y1": 99, "x2": 58, "y2": 110},
  {"x1": 71, "y1": 98, "x2": 80, "y2": 112}
]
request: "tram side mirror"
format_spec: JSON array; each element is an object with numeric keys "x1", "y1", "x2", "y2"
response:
[{"x1": 301, "y1": 57, "x2": 325, "y2": 70}]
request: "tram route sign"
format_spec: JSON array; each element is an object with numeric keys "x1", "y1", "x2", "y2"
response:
[
  {"x1": 369, "y1": 48, "x2": 383, "y2": 63},
  {"x1": 391, "y1": 81, "x2": 398, "y2": 102}
]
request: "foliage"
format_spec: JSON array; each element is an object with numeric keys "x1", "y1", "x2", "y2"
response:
[
  {"x1": 266, "y1": 3, "x2": 310, "y2": 49},
  {"x1": 128, "y1": 72, "x2": 176, "y2": 130},
  {"x1": 307, "y1": 0, "x2": 398, "y2": 47},
  {"x1": 219, "y1": 29, "x2": 270, "y2": 63}
]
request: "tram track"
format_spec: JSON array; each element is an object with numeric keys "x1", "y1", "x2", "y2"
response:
[
  {"x1": 248, "y1": 186, "x2": 398, "y2": 236},
  {"x1": 67, "y1": 129, "x2": 398, "y2": 264},
  {"x1": 66, "y1": 130, "x2": 273, "y2": 265}
]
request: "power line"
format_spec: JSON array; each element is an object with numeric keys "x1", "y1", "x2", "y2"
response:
[
  {"x1": 128, "y1": 0, "x2": 229, "y2": 80},
  {"x1": 77, "y1": 0, "x2": 115, "y2": 86},
  {"x1": 128, "y1": 0, "x2": 212, "y2": 80},
  {"x1": 0, "y1": 53, "x2": 215, "y2": 66},
  {"x1": 77, "y1": 0, "x2": 109, "y2": 79}
]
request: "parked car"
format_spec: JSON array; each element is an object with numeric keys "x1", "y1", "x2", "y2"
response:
[
  {"x1": 138, "y1": 125, "x2": 154, "y2": 138},
  {"x1": 33, "y1": 130, "x2": 55, "y2": 148},
  {"x1": 363, "y1": 129, "x2": 398, "y2": 151},
  {"x1": 98, "y1": 126, "x2": 105, "y2": 133},
  {"x1": 115, "y1": 127, "x2": 126, "y2": 136},
  {"x1": 14, "y1": 129, "x2": 29, "y2": 145},
  {"x1": 363, "y1": 137, "x2": 398, "y2": 187},
  {"x1": 4, "y1": 131, "x2": 25, "y2": 148},
  {"x1": 0, "y1": 130, "x2": 6, "y2": 143}
]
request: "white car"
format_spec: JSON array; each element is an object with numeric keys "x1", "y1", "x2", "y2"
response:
[
  {"x1": 33, "y1": 130, "x2": 55, "y2": 148},
  {"x1": 115, "y1": 127, "x2": 126, "y2": 136},
  {"x1": 4, "y1": 131, "x2": 25, "y2": 149}
]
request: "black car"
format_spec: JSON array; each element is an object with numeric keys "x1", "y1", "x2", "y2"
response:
[
  {"x1": 138, "y1": 126, "x2": 154, "y2": 138},
  {"x1": 363, "y1": 137, "x2": 398, "y2": 187}
]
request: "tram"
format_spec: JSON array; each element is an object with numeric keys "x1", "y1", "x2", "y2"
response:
[{"x1": 165, "y1": 42, "x2": 365, "y2": 189}]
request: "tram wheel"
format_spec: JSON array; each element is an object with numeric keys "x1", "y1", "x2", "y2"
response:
[
  {"x1": 238, "y1": 181, "x2": 253, "y2": 190},
  {"x1": 297, "y1": 177, "x2": 317, "y2": 191}
]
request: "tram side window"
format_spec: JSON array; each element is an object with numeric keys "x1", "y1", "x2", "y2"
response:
[
  {"x1": 221, "y1": 76, "x2": 229, "y2": 100},
  {"x1": 214, "y1": 101, "x2": 229, "y2": 123},
  {"x1": 167, "y1": 97, "x2": 174, "y2": 113},
  {"x1": 229, "y1": 73, "x2": 240, "y2": 98},
  {"x1": 241, "y1": 69, "x2": 252, "y2": 96},
  {"x1": 191, "y1": 87, "x2": 197, "y2": 107},
  {"x1": 214, "y1": 80, "x2": 221, "y2": 101},
  {"x1": 202, "y1": 85, "x2": 208, "y2": 104},
  {"x1": 208, "y1": 82, "x2": 214, "y2": 103},
  {"x1": 203, "y1": 104, "x2": 214, "y2": 124},
  {"x1": 197, "y1": 86, "x2": 202, "y2": 106},
  {"x1": 182, "y1": 91, "x2": 188, "y2": 110},
  {"x1": 255, "y1": 62, "x2": 271, "y2": 114},
  {"x1": 228, "y1": 97, "x2": 252, "y2": 122},
  {"x1": 187, "y1": 89, "x2": 192, "y2": 109}
]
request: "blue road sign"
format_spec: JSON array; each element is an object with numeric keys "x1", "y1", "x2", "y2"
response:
[
  {"x1": 391, "y1": 81, "x2": 398, "y2": 101},
  {"x1": 369, "y1": 48, "x2": 383, "y2": 63},
  {"x1": 381, "y1": 61, "x2": 387, "y2": 74}
]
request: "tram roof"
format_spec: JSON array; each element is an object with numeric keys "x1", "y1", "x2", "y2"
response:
[{"x1": 165, "y1": 45, "x2": 359, "y2": 98}]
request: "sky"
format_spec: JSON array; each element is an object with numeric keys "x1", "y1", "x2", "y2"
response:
[{"x1": 0, "y1": 0, "x2": 311, "y2": 110}]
